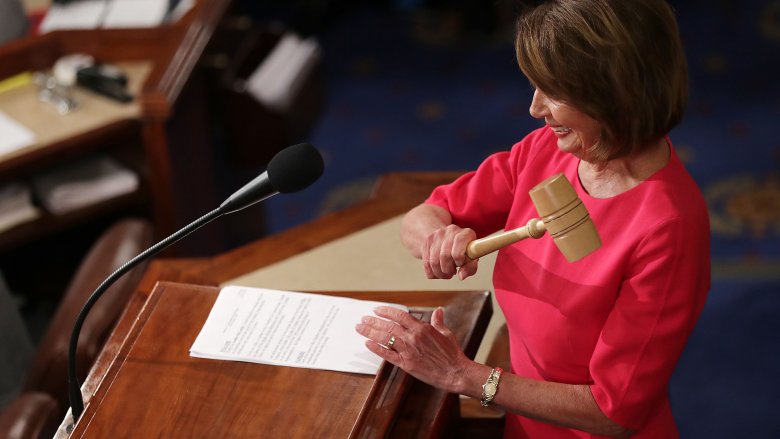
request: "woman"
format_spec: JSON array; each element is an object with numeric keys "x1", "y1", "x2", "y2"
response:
[{"x1": 355, "y1": 0, "x2": 710, "y2": 437}]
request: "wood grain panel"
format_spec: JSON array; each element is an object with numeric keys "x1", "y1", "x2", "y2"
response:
[{"x1": 69, "y1": 283, "x2": 490, "y2": 438}]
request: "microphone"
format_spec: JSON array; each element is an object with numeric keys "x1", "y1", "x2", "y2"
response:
[
  {"x1": 465, "y1": 173, "x2": 601, "y2": 262},
  {"x1": 220, "y1": 142, "x2": 325, "y2": 214},
  {"x1": 66, "y1": 143, "x2": 324, "y2": 425}
]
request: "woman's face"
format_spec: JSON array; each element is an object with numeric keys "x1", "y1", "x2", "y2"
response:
[{"x1": 529, "y1": 88, "x2": 602, "y2": 159}]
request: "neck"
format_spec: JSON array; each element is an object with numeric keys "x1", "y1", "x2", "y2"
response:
[{"x1": 579, "y1": 138, "x2": 670, "y2": 198}]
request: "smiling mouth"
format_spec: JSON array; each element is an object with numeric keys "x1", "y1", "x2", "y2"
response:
[{"x1": 550, "y1": 126, "x2": 572, "y2": 134}]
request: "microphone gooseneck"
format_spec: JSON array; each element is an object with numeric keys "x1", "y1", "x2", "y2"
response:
[
  {"x1": 67, "y1": 207, "x2": 224, "y2": 421},
  {"x1": 67, "y1": 143, "x2": 323, "y2": 425}
]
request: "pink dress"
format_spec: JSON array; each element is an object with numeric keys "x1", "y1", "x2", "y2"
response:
[{"x1": 426, "y1": 127, "x2": 710, "y2": 438}]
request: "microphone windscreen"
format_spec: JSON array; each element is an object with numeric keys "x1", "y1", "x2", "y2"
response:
[{"x1": 267, "y1": 143, "x2": 324, "y2": 193}]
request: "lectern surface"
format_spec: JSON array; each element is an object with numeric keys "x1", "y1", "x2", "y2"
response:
[{"x1": 68, "y1": 282, "x2": 491, "y2": 438}]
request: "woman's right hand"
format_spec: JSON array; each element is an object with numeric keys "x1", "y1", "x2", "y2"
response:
[{"x1": 421, "y1": 224, "x2": 479, "y2": 280}]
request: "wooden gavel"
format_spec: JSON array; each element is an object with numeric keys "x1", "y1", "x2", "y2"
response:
[{"x1": 465, "y1": 173, "x2": 601, "y2": 262}]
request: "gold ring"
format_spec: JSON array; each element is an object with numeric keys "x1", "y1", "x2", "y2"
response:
[{"x1": 387, "y1": 335, "x2": 396, "y2": 350}]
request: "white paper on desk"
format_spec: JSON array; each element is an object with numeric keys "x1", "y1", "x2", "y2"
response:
[
  {"x1": 40, "y1": 0, "x2": 190, "y2": 31},
  {"x1": 190, "y1": 285, "x2": 408, "y2": 375},
  {"x1": 0, "y1": 111, "x2": 35, "y2": 155},
  {"x1": 31, "y1": 155, "x2": 139, "y2": 214},
  {"x1": 39, "y1": 0, "x2": 106, "y2": 33},
  {"x1": 102, "y1": 0, "x2": 168, "y2": 28},
  {"x1": 0, "y1": 183, "x2": 40, "y2": 233},
  {"x1": 246, "y1": 33, "x2": 321, "y2": 113}
]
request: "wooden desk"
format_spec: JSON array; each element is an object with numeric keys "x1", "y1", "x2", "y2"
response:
[
  {"x1": 68, "y1": 283, "x2": 490, "y2": 438},
  {"x1": 60, "y1": 172, "x2": 483, "y2": 437},
  {"x1": 0, "y1": 0, "x2": 230, "y2": 249},
  {"x1": 0, "y1": 62, "x2": 150, "y2": 250}
]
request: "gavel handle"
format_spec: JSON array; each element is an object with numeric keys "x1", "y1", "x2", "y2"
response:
[{"x1": 465, "y1": 218, "x2": 546, "y2": 259}]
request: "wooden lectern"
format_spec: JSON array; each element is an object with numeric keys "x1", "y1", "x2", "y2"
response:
[
  {"x1": 66, "y1": 283, "x2": 490, "y2": 438},
  {"x1": 57, "y1": 172, "x2": 497, "y2": 438}
]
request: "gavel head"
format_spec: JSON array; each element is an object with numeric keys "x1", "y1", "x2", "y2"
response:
[{"x1": 528, "y1": 173, "x2": 601, "y2": 262}]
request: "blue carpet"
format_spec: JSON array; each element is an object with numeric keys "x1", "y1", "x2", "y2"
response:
[
  {"x1": 256, "y1": 2, "x2": 780, "y2": 436},
  {"x1": 672, "y1": 280, "x2": 780, "y2": 438}
]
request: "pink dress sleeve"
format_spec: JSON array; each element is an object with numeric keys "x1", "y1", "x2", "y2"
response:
[
  {"x1": 425, "y1": 129, "x2": 545, "y2": 237},
  {"x1": 589, "y1": 215, "x2": 710, "y2": 430}
]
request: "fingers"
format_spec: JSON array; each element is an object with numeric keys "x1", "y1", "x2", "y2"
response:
[
  {"x1": 373, "y1": 306, "x2": 419, "y2": 328},
  {"x1": 457, "y1": 258, "x2": 479, "y2": 281},
  {"x1": 356, "y1": 307, "x2": 415, "y2": 351},
  {"x1": 357, "y1": 314, "x2": 395, "y2": 333},
  {"x1": 451, "y1": 229, "x2": 473, "y2": 268},
  {"x1": 356, "y1": 309, "x2": 411, "y2": 358},
  {"x1": 357, "y1": 306, "x2": 444, "y2": 354},
  {"x1": 365, "y1": 338, "x2": 401, "y2": 359},
  {"x1": 422, "y1": 225, "x2": 477, "y2": 280},
  {"x1": 355, "y1": 305, "x2": 473, "y2": 393},
  {"x1": 355, "y1": 320, "x2": 406, "y2": 351},
  {"x1": 422, "y1": 229, "x2": 452, "y2": 279},
  {"x1": 366, "y1": 306, "x2": 454, "y2": 342},
  {"x1": 430, "y1": 307, "x2": 445, "y2": 329},
  {"x1": 436, "y1": 226, "x2": 459, "y2": 277},
  {"x1": 430, "y1": 307, "x2": 455, "y2": 339}
]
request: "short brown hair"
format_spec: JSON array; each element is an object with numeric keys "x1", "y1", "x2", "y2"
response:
[{"x1": 515, "y1": 0, "x2": 688, "y2": 162}]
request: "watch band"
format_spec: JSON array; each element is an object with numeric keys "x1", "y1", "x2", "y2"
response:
[{"x1": 480, "y1": 367, "x2": 503, "y2": 407}]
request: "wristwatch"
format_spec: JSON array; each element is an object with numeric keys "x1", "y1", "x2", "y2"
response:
[{"x1": 480, "y1": 367, "x2": 503, "y2": 407}]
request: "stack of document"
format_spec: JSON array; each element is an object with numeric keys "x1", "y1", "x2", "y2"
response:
[
  {"x1": 0, "y1": 183, "x2": 40, "y2": 233},
  {"x1": 39, "y1": 0, "x2": 195, "y2": 33},
  {"x1": 191, "y1": 286, "x2": 408, "y2": 375},
  {"x1": 245, "y1": 32, "x2": 321, "y2": 113},
  {"x1": 0, "y1": 111, "x2": 35, "y2": 157},
  {"x1": 32, "y1": 156, "x2": 139, "y2": 215}
]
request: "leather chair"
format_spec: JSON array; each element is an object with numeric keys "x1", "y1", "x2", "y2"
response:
[
  {"x1": 0, "y1": 218, "x2": 154, "y2": 439},
  {"x1": 0, "y1": 393, "x2": 58, "y2": 439}
]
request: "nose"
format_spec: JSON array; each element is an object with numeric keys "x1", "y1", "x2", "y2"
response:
[{"x1": 529, "y1": 89, "x2": 549, "y2": 119}]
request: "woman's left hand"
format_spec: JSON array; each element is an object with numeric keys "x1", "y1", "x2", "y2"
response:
[{"x1": 355, "y1": 306, "x2": 474, "y2": 394}]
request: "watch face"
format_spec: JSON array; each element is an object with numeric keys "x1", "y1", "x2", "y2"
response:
[{"x1": 484, "y1": 383, "x2": 497, "y2": 394}]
